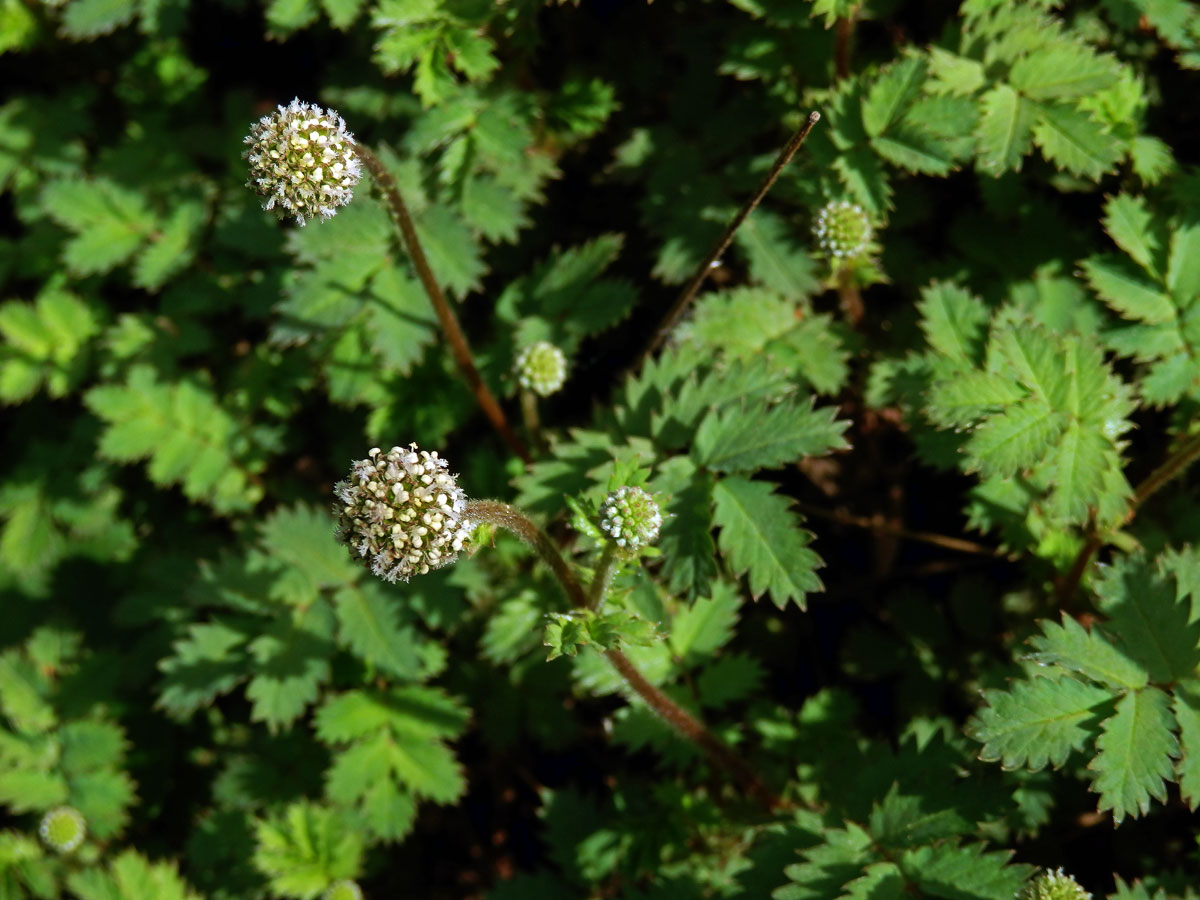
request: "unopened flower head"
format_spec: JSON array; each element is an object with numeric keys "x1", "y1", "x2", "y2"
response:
[
  {"x1": 599, "y1": 486, "x2": 662, "y2": 553},
  {"x1": 334, "y1": 443, "x2": 472, "y2": 583},
  {"x1": 813, "y1": 199, "x2": 873, "y2": 260},
  {"x1": 323, "y1": 880, "x2": 363, "y2": 900},
  {"x1": 1018, "y1": 868, "x2": 1092, "y2": 900},
  {"x1": 515, "y1": 341, "x2": 568, "y2": 396},
  {"x1": 244, "y1": 97, "x2": 363, "y2": 226},
  {"x1": 39, "y1": 806, "x2": 86, "y2": 853}
]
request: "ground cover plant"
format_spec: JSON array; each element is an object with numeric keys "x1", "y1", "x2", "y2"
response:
[{"x1": 2, "y1": 0, "x2": 1200, "y2": 897}]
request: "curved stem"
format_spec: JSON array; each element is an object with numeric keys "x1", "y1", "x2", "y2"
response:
[
  {"x1": 465, "y1": 499, "x2": 783, "y2": 812},
  {"x1": 637, "y1": 111, "x2": 822, "y2": 365},
  {"x1": 1057, "y1": 427, "x2": 1200, "y2": 604},
  {"x1": 355, "y1": 145, "x2": 531, "y2": 465}
]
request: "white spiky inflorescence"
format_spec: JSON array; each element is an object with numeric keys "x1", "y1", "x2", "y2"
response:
[
  {"x1": 243, "y1": 98, "x2": 363, "y2": 226},
  {"x1": 813, "y1": 199, "x2": 873, "y2": 260},
  {"x1": 322, "y1": 880, "x2": 364, "y2": 900},
  {"x1": 39, "y1": 806, "x2": 86, "y2": 853},
  {"x1": 1017, "y1": 868, "x2": 1092, "y2": 900},
  {"x1": 599, "y1": 486, "x2": 663, "y2": 554},
  {"x1": 333, "y1": 444, "x2": 472, "y2": 583},
  {"x1": 515, "y1": 341, "x2": 568, "y2": 397}
]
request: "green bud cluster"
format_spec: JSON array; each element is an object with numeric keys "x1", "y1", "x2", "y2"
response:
[
  {"x1": 813, "y1": 199, "x2": 873, "y2": 260},
  {"x1": 599, "y1": 486, "x2": 662, "y2": 553},
  {"x1": 39, "y1": 806, "x2": 86, "y2": 853},
  {"x1": 1018, "y1": 869, "x2": 1092, "y2": 900},
  {"x1": 244, "y1": 98, "x2": 363, "y2": 226},
  {"x1": 334, "y1": 444, "x2": 472, "y2": 582},
  {"x1": 515, "y1": 341, "x2": 568, "y2": 396}
]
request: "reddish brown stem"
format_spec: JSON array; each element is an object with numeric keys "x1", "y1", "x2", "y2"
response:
[
  {"x1": 465, "y1": 499, "x2": 783, "y2": 812},
  {"x1": 355, "y1": 145, "x2": 531, "y2": 465},
  {"x1": 638, "y1": 111, "x2": 822, "y2": 364}
]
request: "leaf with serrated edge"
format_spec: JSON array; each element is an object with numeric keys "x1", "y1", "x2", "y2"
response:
[
  {"x1": 1174, "y1": 680, "x2": 1200, "y2": 809},
  {"x1": 1032, "y1": 103, "x2": 1122, "y2": 180},
  {"x1": 976, "y1": 84, "x2": 1036, "y2": 175},
  {"x1": 692, "y1": 397, "x2": 847, "y2": 473},
  {"x1": 1090, "y1": 686, "x2": 1178, "y2": 823},
  {"x1": 1082, "y1": 255, "x2": 1175, "y2": 324},
  {"x1": 712, "y1": 476, "x2": 821, "y2": 610},
  {"x1": 1026, "y1": 615, "x2": 1147, "y2": 690},
  {"x1": 969, "y1": 676, "x2": 1111, "y2": 770},
  {"x1": 1102, "y1": 194, "x2": 1162, "y2": 277},
  {"x1": 1167, "y1": 222, "x2": 1200, "y2": 302}
]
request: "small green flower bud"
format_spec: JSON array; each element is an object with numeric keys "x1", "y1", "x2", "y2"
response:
[
  {"x1": 334, "y1": 444, "x2": 472, "y2": 583},
  {"x1": 1018, "y1": 868, "x2": 1092, "y2": 900},
  {"x1": 323, "y1": 880, "x2": 363, "y2": 900},
  {"x1": 813, "y1": 199, "x2": 873, "y2": 260},
  {"x1": 244, "y1": 97, "x2": 363, "y2": 227},
  {"x1": 599, "y1": 486, "x2": 662, "y2": 553},
  {"x1": 39, "y1": 806, "x2": 86, "y2": 853},
  {"x1": 515, "y1": 341, "x2": 568, "y2": 397}
]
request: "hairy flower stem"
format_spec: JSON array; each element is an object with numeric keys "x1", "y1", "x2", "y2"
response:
[
  {"x1": 587, "y1": 544, "x2": 618, "y2": 610},
  {"x1": 638, "y1": 111, "x2": 822, "y2": 364},
  {"x1": 1058, "y1": 428, "x2": 1200, "y2": 604},
  {"x1": 464, "y1": 499, "x2": 783, "y2": 812},
  {"x1": 837, "y1": 266, "x2": 864, "y2": 327},
  {"x1": 355, "y1": 145, "x2": 532, "y2": 465},
  {"x1": 519, "y1": 388, "x2": 547, "y2": 455}
]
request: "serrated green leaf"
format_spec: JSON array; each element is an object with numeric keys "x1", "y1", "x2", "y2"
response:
[
  {"x1": 69, "y1": 850, "x2": 203, "y2": 900},
  {"x1": 871, "y1": 125, "x2": 956, "y2": 175},
  {"x1": 132, "y1": 199, "x2": 206, "y2": 291},
  {"x1": 869, "y1": 786, "x2": 972, "y2": 850},
  {"x1": 1173, "y1": 680, "x2": 1200, "y2": 809},
  {"x1": 926, "y1": 370, "x2": 1025, "y2": 427},
  {"x1": 918, "y1": 281, "x2": 989, "y2": 363},
  {"x1": 1090, "y1": 686, "x2": 1178, "y2": 823},
  {"x1": 692, "y1": 397, "x2": 848, "y2": 473},
  {"x1": 413, "y1": 204, "x2": 484, "y2": 299},
  {"x1": 1102, "y1": 194, "x2": 1162, "y2": 276},
  {"x1": 321, "y1": 0, "x2": 366, "y2": 29},
  {"x1": 1032, "y1": 103, "x2": 1122, "y2": 180},
  {"x1": 927, "y1": 47, "x2": 986, "y2": 96},
  {"x1": 1026, "y1": 615, "x2": 1147, "y2": 690},
  {"x1": 59, "y1": 0, "x2": 138, "y2": 39},
  {"x1": 158, "y1": 620, "x2": 251, "y2": 717},
  {"x1": 862, "y1": 57, "x2": 926, "y2": 137},
  {"x1": 1009, "y1": 44, "x2": 1119, "y2": 100},
  {"x1": 712, "y1": 476, "x2": 822, "y2": 610},
  {"x1": 1167, "y1": 221, "x2": 1200, "y2": 301},
  {"x1": 653, "y1": 460, "x2": 718, "y2": 600},
  {"x1": 695, "y1": 652, "x2": 764, "y2": 709},
  {"x1": 734, "y1": 209, "x2": 818, "y2": 297},
  {"x1": 253, "y1": 802, "x2": 363, "y2": 899},
  {"x1": 969, "y1": 676, "x2": 1112, "y2": 770},
  {"x1": 976, "y1": 84, "x2": 1037, "y2": 175},
  {"x1": 669, "y1": 583, "x2": 739, "y2": 664},
  {"x1": 1082, "y1": 255, "x2": 1175, "y2": 324},
  {"x1": 266, "y1": 0, "x2": 319, "y2": 32},
  {"x1": 965, "y1": 397, "x2": 1063, "y2": 477},
  {"x1": 900, "y1": 842, "x2": 1032, "y2": 900},
  {"x1": 1094, "y1": 555, "x2": 1200, "y2": 684},
  {"x1": 333, "y1": 584, "x2": 423, "y2": 680}
]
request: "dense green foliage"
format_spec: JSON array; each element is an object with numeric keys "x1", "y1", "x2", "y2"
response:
[{"x1": 3, "y1": 0, "x2": 1200, "y2": 897}]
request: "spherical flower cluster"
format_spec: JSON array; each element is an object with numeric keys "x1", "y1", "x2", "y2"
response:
[
  {"x1": 1018, "y1": 868, "x2": 1092, "y2": 900},
  {"x1": 39, "y1": 806, "x2": 86, "y2": 853},
  {"x1": 813, "y1": 199, "x2": 873, "y2": 260},
  {"x1": 515, "y1": 341, "x2": 568, "y2": 397},
  {"x1": 323, "y1": 880, "x2": 363, "y2": 900},
  {"x1": 599, "y1": 486, "x2": 663, "y2": 553},
  {"x1": 244, "y1": 98, "x2": 363, "y2": 226},
  {"x1": 333, "y1": 444, "x2": 472, "y2": 583}
]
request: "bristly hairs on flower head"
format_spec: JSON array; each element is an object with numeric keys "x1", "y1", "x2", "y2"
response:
[
  {"x1": 39, "y1": 806, "x2": 86, "y2": 853},
  {"x1": 1017, "y1": 868, "x2": 1092, "y2": 900},
  {"x1": 333, "y1": 443, "x2": 473, "y2": 583},
  {"x1": 599, "y1": 485, "x2": 663, "y2": 555},
  {"x1": 813, "y1": 199, "x2": 873, "y2": 261},
  {"x1": 243, "y1": 98, "x2": 363, "y2": 227},
  {"x1": 515, "y1": 341, "x2": 568, "y2": 397}
]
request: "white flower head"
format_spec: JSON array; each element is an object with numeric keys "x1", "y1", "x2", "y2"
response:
[
  {"x1": 599, "y1": 486, "x2": 663, "y2": 554},
  {"x1": 243, "y1": 97, "x2": 363, "y2": 226},
  {"x1": 813, "y1": 199, "x2": 873, "y2": 260},
  {"x1": 1018, "y1": 868, "x2": 1092, "y2": 900},
  {"x1": 39, "y1": 806, "x2": 86, "y2": 853},
  {"x1": 334, "y1": 443, "x2": 473, "y2": 583},
  {"x1": 323, "y1": 881, "x2": 364, "y2": 900},
  {"x1": 515, "y1": 341, "x2": 568, "y2": 397}
]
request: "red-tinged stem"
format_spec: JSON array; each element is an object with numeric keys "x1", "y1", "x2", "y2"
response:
[
  {"x1": 465, "y1": 499, "x2": 783, "y2": 812},
  {"x1": 356, "y1": 145, "x2": 532, "y2": 465},
  {"x1": 637, "y1": 111, "x2": 822, "y2": 364}
]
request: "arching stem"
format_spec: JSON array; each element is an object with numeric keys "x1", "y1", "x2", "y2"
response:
[
  {"x1": 465, "y1": 499, "x2": 783, "y2": 812},
  {"x1": 355, "y1": 145, "x2": 531, "y2": 465}
]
